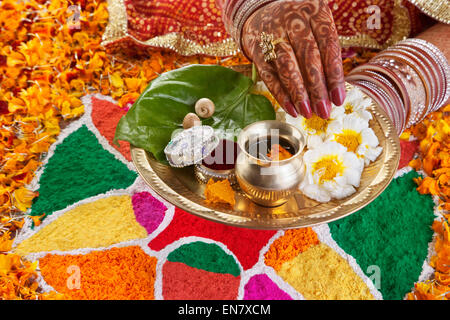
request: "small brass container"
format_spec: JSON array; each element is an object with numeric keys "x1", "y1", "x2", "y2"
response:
[
  {"x1": 194, "y1": 163, "x2": 237, "y2": 185},
  {"x1": 235, "y1": 120, "x2": 306, "y2": 207}
]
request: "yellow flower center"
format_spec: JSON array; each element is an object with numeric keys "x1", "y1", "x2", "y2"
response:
[
  {"x1": 304, "y1": 114, "x2": 329, "y2": 134},
  {"x1": 334, "y1": 129, "x2": 362, "y2": 153},
  {"x1": 344, "y1": 103, "x2": 354, "y2": 114},
  {"x1": 312, "y1": 155, "x2": 345, "y2": 184}
]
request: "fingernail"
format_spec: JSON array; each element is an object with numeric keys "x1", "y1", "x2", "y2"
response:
[
  {"x1": 330, "y1": 85, "x2": 346, "y2": 106},
  {"x1": 315, "y1": 100, "x2": 331, "y2": 119},
  {"x1": 284, "y1": 101, "x2": 298, "y2": 118},
  {"x1": 298, "y1": 100, "x2": 312, "y2": 119}
]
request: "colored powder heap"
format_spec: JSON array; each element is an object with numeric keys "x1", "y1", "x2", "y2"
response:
[
  {"x1": 90, "y1": 97, "x2": 131, "y2": 161},
  {"x1": 131, "y1": 192, "x2": 167, "y2": 234},
  {"x1": 278, "y1": 243, "x2": 374, "y2": 300},
  {"x1": 244, "y1": 274, "x2": 292, "y2": 300},
  {"x1": 30, "y1": 125, "x2": 137, "y2": 221},
  {"x1": 15, "y1": 196, "x2": 147, "y2": 256},
  {"x1": 167, "y1": 241, "x2": 240, "y2": 277},
  {"x1": 204, "y1": 179, "x2": 236, "y2": 207},
  {"x1": 162, "y1": 261, "x2": 240, "y2": 300},
  {"x1": 398, "y1": 140, "x2": 419, "y2": 169},
  {"x1": 39, "y1": 246, "x2": 157, "y2": 300},
  {"x1": 265, "y1": 228, "x2": 319, "y2": 271},
  {"x1": 329, "y1": 170, "x2": 435, "y2": 300}
]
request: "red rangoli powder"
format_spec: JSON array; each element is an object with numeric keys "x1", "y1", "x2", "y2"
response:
[
  {"x1": 162, "y1": 261, "x2": 241, "y2": 300},
  {"x1": 398, "y1": 139, "x2": 419, "y2": 169},
  {"x1": 91, "y1": 97, "x2": 131, "y2": 161}
]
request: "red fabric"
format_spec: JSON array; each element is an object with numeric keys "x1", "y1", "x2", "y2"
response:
[
  {"x1": 149, "y1": 207, "x2": 276, "y2": 270},
  {"x1": 125, "y1": 0, "x2": 230, "y2": 45}
]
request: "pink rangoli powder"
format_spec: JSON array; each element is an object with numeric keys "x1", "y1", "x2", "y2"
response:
[
  {"x1": 131, "y1": 192, "x2": 167, "y2": 234},
  {"x1": 244, "y1": 274, "x2": 292, "y2": 300}
]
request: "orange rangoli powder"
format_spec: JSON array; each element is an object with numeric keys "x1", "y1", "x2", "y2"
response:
[
  {"x1": 39, "y1": 246, "x2": 157, "y2": 300},
  {"x1": 265, "y1": 228, "x2": 320, "y2": 271}
]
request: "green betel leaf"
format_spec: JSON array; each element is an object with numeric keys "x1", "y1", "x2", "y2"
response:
[{"x1": 114, "y1": 64, "x2": 276, "y2": 163}]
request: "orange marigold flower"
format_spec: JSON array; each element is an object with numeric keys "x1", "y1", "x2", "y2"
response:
[
  {"x1": 12, "y1": 188, "x2": 38, "y2": 212},
  {"x1": 0, "y1": 231, "x2": 14, "y2": 252},
  {"x1": 409, "y1": 158, "x2": 421, "y2": 171}
]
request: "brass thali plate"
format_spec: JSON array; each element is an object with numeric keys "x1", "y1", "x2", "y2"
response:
[{"x1": 131, "y1": 82, "x2": 400, "y2": 229}]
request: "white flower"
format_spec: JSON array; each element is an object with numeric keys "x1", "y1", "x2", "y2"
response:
[
  {"x1": 331, "y1": 87, "x2": 373, "y2": 122},
  {"x1": 299, "y1": 141, "x2": 364, "y2": 203},
  {"x1": 286, "y1": 113, "x2": 340, "y2": 149},
  {"x1": 326, "y1": 114, "x2": 383, "y2": 166}
]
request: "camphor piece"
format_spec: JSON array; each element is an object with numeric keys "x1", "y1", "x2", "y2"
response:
[
  {"x1": 195, "y1": 98, "x2": 215, "y2": 118},
  {"x1": 183, "y1": 112, "x2": 201, "y2": 129}
]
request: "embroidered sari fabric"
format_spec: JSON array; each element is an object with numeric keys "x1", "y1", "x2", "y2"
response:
[
  {"x1": 102, "y1": 0, "x2": 441, "y2": 56},
  {"x1": 102, "y1": 0, "x2": 238, "y2": 56}
]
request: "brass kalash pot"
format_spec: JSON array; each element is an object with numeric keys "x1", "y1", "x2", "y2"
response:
[{"x1": 235, "y1": 120, "x2": 306, "y2": 207}]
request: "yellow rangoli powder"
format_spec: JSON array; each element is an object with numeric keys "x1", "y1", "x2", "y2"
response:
[
  {"x1": 15, "y1": 195, "x2": 147, "y2": 255},
  {"x1": 277, "y1": 243, "x2": 374, "y2": 300}
]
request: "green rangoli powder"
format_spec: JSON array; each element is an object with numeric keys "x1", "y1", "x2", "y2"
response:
[
  {"x1": 329, "y1": 171, "x2": 435, "y2": 300},
  {"x1": 167, "y1": 242, "x2": 241, "y2": 277},
  {"x1": 31, "y1": 125, "x2": 137, "y2": 221}
]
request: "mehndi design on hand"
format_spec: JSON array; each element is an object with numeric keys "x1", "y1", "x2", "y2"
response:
[{"x1": 242, "y1": 0, "x2": 345, "y2": 119}]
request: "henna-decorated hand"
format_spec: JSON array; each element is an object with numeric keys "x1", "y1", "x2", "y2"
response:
[{"x1": 242, "y1": 0, "x2": 345, "y2": 119}]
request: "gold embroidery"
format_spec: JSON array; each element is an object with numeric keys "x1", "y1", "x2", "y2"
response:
[
  {"x1": 102, "y1": 0, "x2": 128, "y2": 44},
  {"x1": 407, "y1": 0, "x2": 450, "y2": 24}
]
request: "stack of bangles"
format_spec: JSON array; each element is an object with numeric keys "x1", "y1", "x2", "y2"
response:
[{"x1": 347, "y1": 38, "x2": 450, "y2": 135}]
